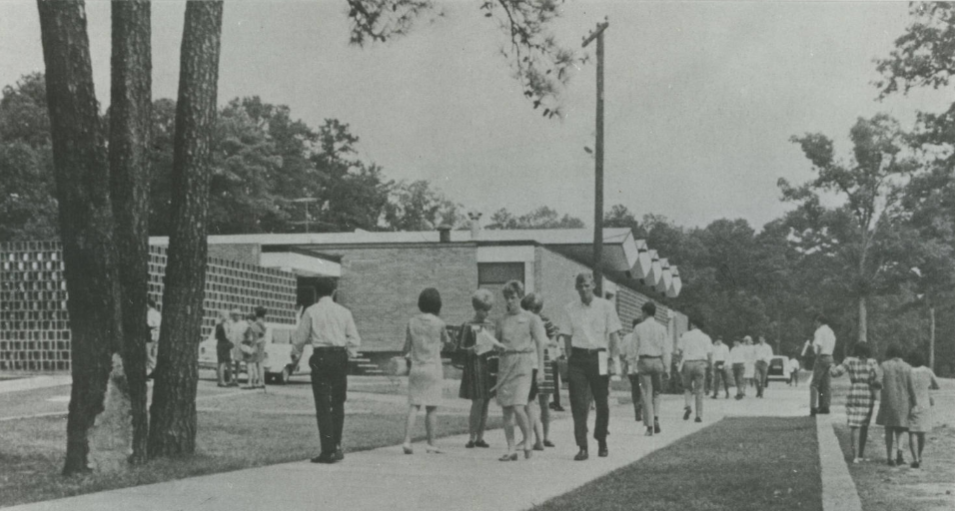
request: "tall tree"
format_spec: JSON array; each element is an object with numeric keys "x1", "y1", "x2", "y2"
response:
[
  {"x1": 148, "y1": 0, "x2": 223, "y2": 457},
  {"x1": 486, "y1": 205, "x2": 584, "y2": 229},
  {"x1": 381, "y1": 179, "x2": 464, "y2": 231},
  {"x1": 109, "y1": 0, "x2": 152, "y2": 464},
  {"x1": 781, "y1": 114, "x2": 916, "y2": 345},
  {"x1": 36, "y1": 0, "x2": 124, "y2": 474}
]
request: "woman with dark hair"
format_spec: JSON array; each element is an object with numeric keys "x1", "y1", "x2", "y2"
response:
[
  {"x1": 876, "y1": 343, "x2": 918, "y2": 466},
  {"x1": 458, "y1": 289, "x2": 497, "y2": 449},
  {"x1": 830, "y1": 342, "x2": 880, "y2": 463},
  {"x1": 401, "y1": 288, "x2": 451, "y2": 454},
  {"x1": 907, "y1": 349, "x2": 940, "y2": 468},
  {"x1": 495, "y1": 280, "x2": 546, "y2": 461}
]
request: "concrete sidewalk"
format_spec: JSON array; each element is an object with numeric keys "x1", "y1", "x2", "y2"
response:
[
  {"x1": 0, "y1": 374, "x2": 71, "y2": 395},
  {"x1": 5, "y1": 381, "x2": 829, "y2": 511}
]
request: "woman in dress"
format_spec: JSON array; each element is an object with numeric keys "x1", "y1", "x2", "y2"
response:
[
  {"x1": 742, "y1": 336, "x2": 757, "y2": 390},
  {"x1": 249, "y1": 306, "x2": 269, "y2": 389},
  {"x1": 907, "y1": 349, "x2": 939, "y2": 469},
  {"x1": 495, "y1": 280, "x2": 546, "y2": 461},
  {"x1": 521, "y1": 292, "x2": 557, "y2": 450},
  {"x1": 829, "y1": 342, "x2": 879, "y2": 463},
  {"x1": 215, "y1": 310, "x2": 235, "y2": 387},
  {"x1": 875, "y1": 343, "x2": 918, "y2": 466},
  {"x1": 458, "y1": 289, "x2": 496, "y2": 449},
  {"x1": 401, "y1": 288, "x2": 451, "y2": 454}
]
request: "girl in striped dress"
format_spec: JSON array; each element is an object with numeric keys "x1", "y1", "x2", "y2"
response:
[{"x1": 830, "y1": 342, "x2": 880, "y2": 463}]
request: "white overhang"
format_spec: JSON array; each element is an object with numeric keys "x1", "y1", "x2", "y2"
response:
[{"x1": 259, "y1": 251, "x2": 340, "y2": 277}]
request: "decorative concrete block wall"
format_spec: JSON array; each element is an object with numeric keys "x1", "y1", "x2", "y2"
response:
[{"x1": 1, "y1": 241, "x2": 297, "y2": 372}]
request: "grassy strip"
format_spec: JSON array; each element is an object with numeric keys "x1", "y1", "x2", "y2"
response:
[
  {"x1": 534, "y1": 417, "x2": 822, "y2": 511},
  {"x1": 0, "y1": 391, "x2": 499, "y2": 508},
  {"x1": 832, "y1": 423, "x2": 955, "y2": 511}
]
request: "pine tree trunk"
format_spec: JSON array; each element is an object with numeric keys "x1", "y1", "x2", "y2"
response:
[
  {"x1": 110, "y1": 0, "x2": 152, "y2": 465},
  {"x1": 147, "y1": 0, "x2": 223, "y2": 457},
  {"x1": 36, "y1": 0, "x2": 124, "y2": 475},
  {"x1": 858, "y1": 295, "x2": 868, "y2": 345}
]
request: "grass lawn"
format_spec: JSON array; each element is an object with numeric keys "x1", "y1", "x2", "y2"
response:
[
  {"x1": 833, "y1": 424, "x2": 955, "y2": 511},
  {"x1": 0, "y1": 389, "x2": 501, "y2": 508},
  {"x1": 534, "y1": 416, "x2": 822, "y2": 511}
]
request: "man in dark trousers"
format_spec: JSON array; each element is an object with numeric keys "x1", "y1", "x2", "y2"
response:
[
  {"x1": 291, "y1": 278, "x2": 361, "y2": 464},
  {"x1": 557, "y1": 273, "x2": 622, "y2": 461}
]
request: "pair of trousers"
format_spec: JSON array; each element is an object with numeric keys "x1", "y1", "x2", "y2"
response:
[
  {"x1": 627, "y1": 373, "x2": 642, "y2": 420},
  {"x1": 309, "y1": 348, "x2": 349, "y2": 455},
  {"x1": 712, "y1": 362, "x2": 730, "y2": 396},
  {"x1": 810, "y1": 355, "x2": 833, "y2": 410},
  {"x1": 637, "y1": 357, "x2": 665, "y2": 430},
  {"x1": 732, "y1": 363, "x2": 746, "y2": 396},
  {"x1": 568, "y1": 350, "x2": 609, "y2": 449},
  {"x1": 754, "y1": 360, "x2": 769, "y2": 396},
  {"x1": 682, "y1": 360, "x2": 706, "y2": 415},
  {"x1": 551, "y1": 361, "x2": 562, "y2": 406}
]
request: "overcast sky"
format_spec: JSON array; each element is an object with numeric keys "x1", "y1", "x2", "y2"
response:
[{"x1": 1, "y1": 1, "x2": 949, "y2": 231}]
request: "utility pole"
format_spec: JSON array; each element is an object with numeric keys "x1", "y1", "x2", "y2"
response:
[{"x1": 583, "y1": 19, "x2": 609, "y2": 296}]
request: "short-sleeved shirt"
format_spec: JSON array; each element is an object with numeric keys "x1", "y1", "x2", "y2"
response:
[
  {"x1": 677, "y1": 329, "x2": 712, "y2": 362},
  {"x1": 628, "y1": 318, "x2": 671, "y2": 371},
  {"x1": 292, "y1": 296, "x2": 361, "y2": 357},
  {"x1": 558, "y1": 297, "x2": 622, "y2": 351},
  {"x1": 755, "y1": 343, "x2": 774, "y2": 363},
  {"x1": 711, "y1": 343, "x2": 729, "y2": 363},
  {"x1": 813, "y1": 325, "x2": 836, "y2": 356},
  {"x1": 728, "y1": 345, "x2": 746, "y2": 364}
]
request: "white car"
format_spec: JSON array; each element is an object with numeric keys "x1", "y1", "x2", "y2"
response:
[{"x1": 198, "y1": 323, "x2": 311, "y2": 384}]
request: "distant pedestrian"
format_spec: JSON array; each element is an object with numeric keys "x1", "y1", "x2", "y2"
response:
[
  {"x1": 788, "y1": 357, "x2": 800, "y2": 386},
  {"x1": 522, "y1": 292, "x2": 557, "y2": 450},
  {"x1": 247, "y1": 306, "x2": 269, "y2": 389},
  {"x1": 711, "y1": 337, "x2": 730, "y2": 399},
  {"x1": 215, "y1": 310, "x2": 235, "y2": 387},
  {"x1": 458, "y1": 289, "x2": 496, "y2": 449},
  {"x1": 558, "y1": 272, "x2": 622, "y2": 459},
  {"x1": 829, "y1": 342, "x2": 879, "y2": 463},
  {"x1": 754, "y1": 335, "x2": 774, "y2": 398},
  {"x1": 907, "y1": 350, "x2": 939, "y2": 469},
  {"x1": 676, "y1": 318, "x2": 712, "y2": 423},
  {"x1": 729, "y1": 339, "x2": 747, "y2": 399},
  {"x1": 742, "y1": 336, "x2": 756, "y2": 390},
  {"x1": 146, "y1": 298, "x2": 161, "y2": 378},
  {"x1": 875, "y1": 343, "x2": 917, "y2": 467},
  {"x1": 230, "y1": 309, "x2": 249, "y2": 385},
  {"x1": 401, "y1": 288, "x2": 452, "y2": 455},
  {"x1": 810, "y1": 314, "x2": 836, "y2": 416},
  {"x1": 620, "y1": 318, "x2": 643, "y2": 421},
  {"x1": 291, "y1": 277, "x2": 361, "y2": 464},
  {"x1": 496, "y1": 280, "x2": 546, "y2": 461},
  {"x1": 627, "y1": 301, "x2": 669, "y2": 437}
]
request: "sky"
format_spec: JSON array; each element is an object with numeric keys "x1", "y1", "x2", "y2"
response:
[{"x1": 0, "y1": 1, "x2": 950, "y2": 231}]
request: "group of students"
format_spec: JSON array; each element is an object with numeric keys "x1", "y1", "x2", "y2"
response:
[
  {"x1": 213, "y1": 306, "x2": 270, "y2": 389},
  {"x1": 706, "y1": 334, "x2": 776, "y2": 400}
]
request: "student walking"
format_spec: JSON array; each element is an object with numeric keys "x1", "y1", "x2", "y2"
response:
[
  {"x1": 788, "y1": 357, "x2": 801, "y2": 387},
  {"x1": 291, "y1": 278, "x2": 361, "y2": 464},
  {"x1": 907, "y1": 350, "x2": 940, "y2": 469},
  {"x1": 620, "y1": 318, "x2": 643, "y2": 421},
  {"x1": 711, "y1": 337, "x2": 730, "y2": 399},
  {"x1": 676, "y1": 318, "x2": 712, "y2": 423},
  {"x1": 729, "y1": 339, "x2": 747, "y2": 400},
  {"x1": 627, "y1": 301, "x2": 670, "y2": 437},
  {"x1": 810, "y1": 315, "x2": 836, "y2": 416},
  {"x1": 829, "y1": 342, "x2": 879, "y2": 463},
  {"x1": 754, "y1": 336, "x2": 773, "y2": 398},
  {"x1": 875, "y1": 343, "x2": 918, "y2": 467}
]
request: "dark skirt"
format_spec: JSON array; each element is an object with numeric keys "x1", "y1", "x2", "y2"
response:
[{"x1": 460, "y1": 352, "x2": 495, "y2": 401}]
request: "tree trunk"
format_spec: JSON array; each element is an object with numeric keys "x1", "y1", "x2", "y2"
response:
[
  {"x1": 147, "y1": 0, "x2": 223, "y2": 457},
  {"x1": 858, "y1": 295, "x2": 868, "y2": 345},
  {"x1": 929, "y1": 305, "x2": 935, "y2": 372},
  {"x1": 110, "y1": 0, "x2": 152, "y2": 465},
  {"x1": 36, "y1": 0, "x2": 124, "y2": 475}
]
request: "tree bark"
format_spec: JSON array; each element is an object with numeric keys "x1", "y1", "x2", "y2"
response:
[
  {"x1": 148, "y1": 0, "x2": 223, "y2": 457},
  {"x1": 110, "y1": 0, "x2": 152, "y2": 465},
  {"x1": 36, "y1": 0, "x2": 124, "y2": 475},
  {"x1": 858, "y1": 295, "x2": 868, "y2": 345}
]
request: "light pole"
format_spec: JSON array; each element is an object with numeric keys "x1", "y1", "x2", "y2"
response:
[
  {"x1": 582, "y1": 19, "x2": 609, "y2": 296},
  {"x1": 289, "y1": 197, "x2": 319, "y2": 233}
]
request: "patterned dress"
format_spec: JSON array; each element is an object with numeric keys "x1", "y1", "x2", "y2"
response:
[
  {"x1": 830, "y1": 357, "x2": 878, "y2": 427},
  {"x1": 536, "y1": 314, "x2": 560, "y2": 395},
  {"x1": 457, "y1": 319, "x2": 496, "y2": 401}
]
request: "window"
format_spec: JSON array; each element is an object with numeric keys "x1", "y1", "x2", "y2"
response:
[{"x1": 478, "y1": 263, "x2": 525, "y2": 286}]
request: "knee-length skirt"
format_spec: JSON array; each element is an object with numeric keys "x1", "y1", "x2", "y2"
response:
[
  {"x1": 409, "y1": 361, "x2": 444, "y2": 406},
  {"x1": 844, "y1": 382, "x2": 876, "y2": 427},
  {"x1": 459, "y1": 353, "x2": 495, "y2": 401},
  {"x1": 495, "y1": 352, "x2": 533, "y2": 407}
]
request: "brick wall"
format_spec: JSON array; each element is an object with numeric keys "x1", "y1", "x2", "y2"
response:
[
  {"x1": 326, "y1": 244, "x2": 477, "y2": 352},
  {"x1": 0, "y1": 241, "x2": 296, "y2": 371}
]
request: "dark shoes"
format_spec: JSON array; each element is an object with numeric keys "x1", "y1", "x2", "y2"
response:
[
  {"x1": 543, "y1": 440, "x2": 555, "y2": 448},
  {"x1": 654, "y1": 419, "x2": 661, "y2": 434},
  {"x1": 311, "y1": 453, "x2": 336, "y2": 464},
  {"x1": 465, "y1": 441, "x2": 475, "y2": 448},
  {"x1": 896, "y1": 452, "x2": 905, "y2": 465},
  {"x1": 574, "y1": 448, "x2": 589, "y2": 461},
  {"x1": 549, "y1": 403, "x2": 566, "y2": 412},
  {"x1": 683, "y1": 407, "x2": 691, "y2": 421},
  {"x1": 598, "y1": 440, "x2": 608, "y2": 458},
  {"x1": 911, "y1": 461, "x2": 920, "y2": 469},
  {"x1": 810, "y1": 408, "x2": 818, "y2": 417},
  {"x1": 333, "y1": 447, "x2": 344, "y2": 461},
  {"x1": 694, "y1": 417, "x2": 702, "y2": 423},
  {"x1": 819, "y1": 408, "x2": 830, "y2": 414},
  {"x1": 474, "y1": 440, "x2": 490, "y2": 448}
]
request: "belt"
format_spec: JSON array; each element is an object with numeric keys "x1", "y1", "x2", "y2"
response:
[
  {"x1": 572, "y1": 347, "x2": 606, "y2": 355},
  {"x1": 504, "y1": 348, "x2": 534, "y2": 355},
  {"x1": 313, "y1": 346, "x2": 347, "y2": 351},
  {"x1": 684, "y1": 359, "x2": 707, "y2": 363},
  {"x1": 638, "y1": 355, "x2": 661, "y2": 359}
]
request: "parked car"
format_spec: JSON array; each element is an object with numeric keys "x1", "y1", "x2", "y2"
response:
[
  {"x1": 198, "y1": 323, "x2": 309, "y2": 384},
  {"x1": 766, "y1": 355, "x2": 789, "y2": 384}
]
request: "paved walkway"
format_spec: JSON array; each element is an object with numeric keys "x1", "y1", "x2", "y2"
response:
[{"x1": 4, "y1": 378, "x2": 849, "y2": 511}]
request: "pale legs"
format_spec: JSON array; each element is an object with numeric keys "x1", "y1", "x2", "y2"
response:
[
  {"x1": 848, "y1": 426, "x2": 862, "y2": 462},
  {"x1": 884, "y1": 427, "x2": 905, "y2": 465},
  {"x1": 403, "y1": 404, "x2": 440, "y2": 454},
  {"x1": 536, "y1": 393, "x2": 552, "y2": 447},
  {"x1": 501, "y1": 405, "x2": 532, "y2": 460},
  {"x1": 468, "y1": 398, "x2": 490, "y2": 444},
  {"x1": 908, "y1": 432, "x2": 925, "y2": 467},
  {"x1": 217, "y1": 361, "x2": 231, "y2": 386}
]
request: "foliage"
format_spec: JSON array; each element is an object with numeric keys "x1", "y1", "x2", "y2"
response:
[
  {"x1": 381, "y1": 179, "x2": 464, "y2": 230},
  {"x1": 486, "y1": 205, "x2": 584, "y2": 229}
]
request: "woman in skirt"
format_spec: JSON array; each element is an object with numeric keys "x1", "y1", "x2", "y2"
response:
[
  {"x1": 830, "y1": 342, "x2": 880, "y2": 463},
  {"x1": 457, "y1": 289, "x2": 496, "y2": 449},
  {"x1": 521, "y1": 293, "x2": 558, "y2": 450},
  {"x1": 876, "y1": 343, "x2": 918, "y2": 466}
]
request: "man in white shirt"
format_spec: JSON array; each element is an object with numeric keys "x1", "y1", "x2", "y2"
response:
[
  {"x1": 557, "y1": 273, "x2": 622, "y2": 461},
  {"x1": 292, "y1": 278, "x2": 361, "y2": 464},
  {"x1": 676, "y1": 318, "x2": 712, "y2": 423},
  {"x1": 619, "y1": 318, "x2": 643, "y2": 422},
  {"x1": 809, "y1": 314, "x2": 836, "y2": 416},
  {"x1": 754, "y1": 335, "x2": 774, "y2": 398},
  {"x1": 146, "y1": 299, "x2": 161, "y2": 378},
  {"x1": 788, "y1": 357, "x2": 801, "y2": 387},
  {"x1": 711, "y1": 337, "x2": 730, "y2": 399},
  {"x1": 627, "y1": 301, "x2": 671, "y2": 436},
  {"x1": 728, "y1": 339, "x2": 747, "y2": 399}
]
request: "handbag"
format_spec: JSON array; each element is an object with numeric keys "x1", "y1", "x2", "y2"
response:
[
  {"x1": 240, "y1": 343, "x2": 254, "y2": 356},
  {"x1": 388, "y1": 355, "x2": 410, "y2": 376}
]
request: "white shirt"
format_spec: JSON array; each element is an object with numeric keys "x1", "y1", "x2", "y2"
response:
[
  {"x1": 743, "y1": 344, "x2": 757, "y2": 365},
  {"x1": 712, "y1": 343, "x2": 729, "y2": 363},
  {"x1": 788, "y1": 358, "x2": 800, "y2": 372},
  {"x1": 677, "y1": 329, "x2": 712, "y2": 362},
  {"x1": 147, "y1": 307, "x2": 162, "y2": 342},
  {"x1": 292, "y1": 296, "x2": 361, "y2": 357},
  {"x1": 812, "y1": 325, "x2": 836, "y2": 356},
  {"x1": 728, "y1": 345, "x2": 746, "y2": 364},
  {"x1": 627, "y1": 317, "x2": 672, "y2": 370},
  {"x1": 755, "y1": 343, "x2": 774, "y2": 363},
  {"x1": 558, "y1": 297, "x2": 622, "y2": 351}
]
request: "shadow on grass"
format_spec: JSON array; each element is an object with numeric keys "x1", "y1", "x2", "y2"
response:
[{"x1": 534, "y1": 416, "x2": 822, "y2": 511}]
